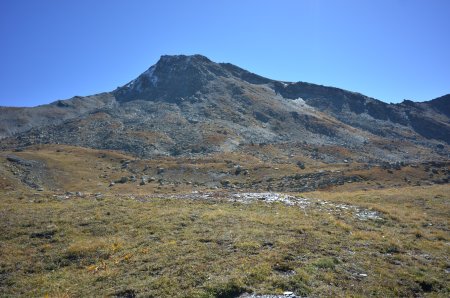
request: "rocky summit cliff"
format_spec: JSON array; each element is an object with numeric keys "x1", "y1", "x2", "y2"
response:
[{"x1": 1, "y1": 54, "x2": 449, "y2": 162}]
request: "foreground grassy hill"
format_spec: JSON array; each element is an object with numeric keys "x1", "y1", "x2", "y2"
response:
[{"x1": 0, "y1": 145, "x2": 449, "y2": 297}]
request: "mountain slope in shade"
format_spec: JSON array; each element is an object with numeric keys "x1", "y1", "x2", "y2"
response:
[{"x1": 0, "y1": 54, "x2": 449, "y2": 162}]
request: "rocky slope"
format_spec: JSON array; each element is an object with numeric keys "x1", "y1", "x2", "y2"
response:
[
  {"x1": 1, "y1": 54, "x2": 449, "y2": 162},
  {"x1": 0, "y1": 93, "x2": 115, "y2": 138}
]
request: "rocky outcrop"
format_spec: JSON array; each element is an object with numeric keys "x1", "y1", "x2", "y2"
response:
[{"x1": 274, "y1": 81, "x2": 450, "y2": 143}]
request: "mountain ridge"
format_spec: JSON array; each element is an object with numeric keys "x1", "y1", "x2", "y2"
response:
[{"x1": 1, "y1": 54, "x2": 449, "y2": 162}]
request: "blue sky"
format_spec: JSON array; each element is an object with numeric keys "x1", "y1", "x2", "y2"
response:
[{"x1": 0, "y1": 0, "x2": 449, "y2": 107}]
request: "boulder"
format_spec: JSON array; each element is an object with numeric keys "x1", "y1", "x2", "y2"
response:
[{"x1": 116, "y1": 176, "x2": 128, "y2": 184}]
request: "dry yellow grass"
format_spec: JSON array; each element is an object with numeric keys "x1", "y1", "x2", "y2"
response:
[{"x1": 0, "y1": 145, "x2": 449, "y2": 297}]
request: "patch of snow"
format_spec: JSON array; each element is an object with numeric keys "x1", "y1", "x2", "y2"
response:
[
  {"x1": 139, "y1": 191, "x2": 383, "y2": 221},
  {"x1": 233, "y1": 192, "x2": 301, "y2": 206},
  {"x1": 355, "y1": 209, "x2": 382, "y2": 220},
  {"x1": 240, "y1": 293, "x2": 297, "y2": 298},
  {"x1": 142, "y1": 65, "x2": 158, "y2": 86},
  {"x1": 124, "y1": 65, "x2": 158, "y2": 91},
  {"x1": 284, "y1": 97, "x2": 316, "y2": 115}
]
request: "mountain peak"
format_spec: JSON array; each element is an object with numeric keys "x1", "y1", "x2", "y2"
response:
[
  {"x1": 157, "y1": 54, "x2": 212, "y2": 64},
  {"x1": 114, "y1": 54, "x2": 223, "y2": 103}
]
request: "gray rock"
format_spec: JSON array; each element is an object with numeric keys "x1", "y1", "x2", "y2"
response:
[
  {"x1": 235, "y1": 165, "x2": 242, "y2": 175},
  {"x1": 116, "y1": 176, "x2": 129, "y2": 184},
  {"x1": 296, "y1": 161, "x2": 305, "y2": 169},
  {"x1": 6, "y1": 155, "x2": 35, "y2": 167},
  {"x1": 221, "y1": 180, "x2": 231, "y2": 187},
  {"x1": 140, "y1": 175, "x2": 149, "y2": 185}
]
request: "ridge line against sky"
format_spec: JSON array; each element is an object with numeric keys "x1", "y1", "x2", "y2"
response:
[{"x1": 0, "y1": 0, "x2": 449, "y2": 107}]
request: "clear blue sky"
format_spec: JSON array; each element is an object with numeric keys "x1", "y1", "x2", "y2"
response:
[{"x1": 0, "y1": 0, "x2": 449, "y2": 107}]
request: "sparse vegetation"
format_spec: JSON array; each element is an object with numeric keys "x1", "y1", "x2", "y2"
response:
[
  {"x1": 0, "y1": 145, "x2": 449, "y2": 297},
  {"x1": 1, "y1": 185, "x2": 449, "y2": 297}
]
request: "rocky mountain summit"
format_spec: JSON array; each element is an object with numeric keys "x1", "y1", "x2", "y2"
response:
[{"x1": 1, "y1": 54, "x2": 449, "y2": 162}]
